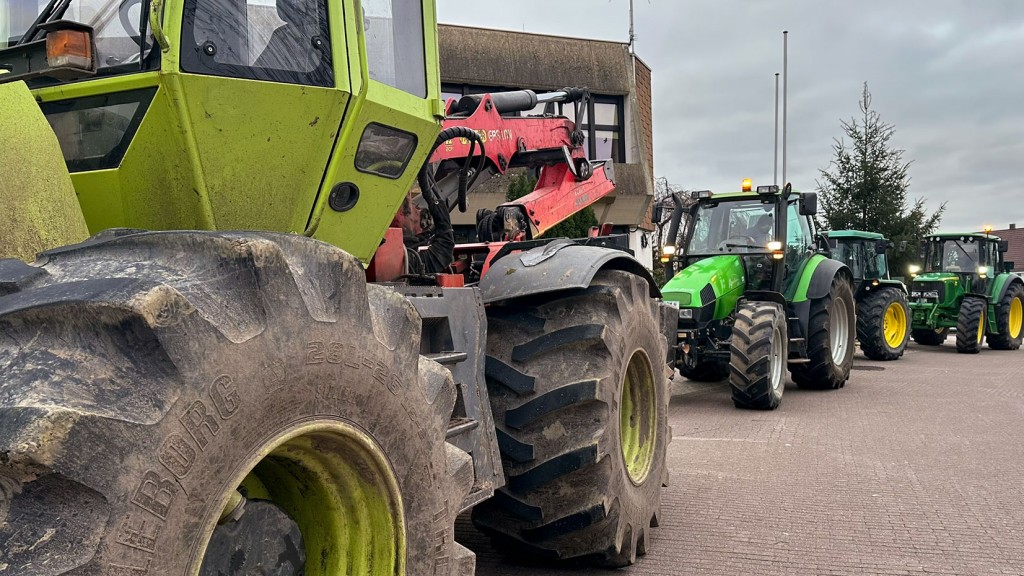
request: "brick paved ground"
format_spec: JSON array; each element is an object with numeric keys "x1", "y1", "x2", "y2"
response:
[{"x1": 462, "y1": 338, "x2": 1024, "y2": 575}]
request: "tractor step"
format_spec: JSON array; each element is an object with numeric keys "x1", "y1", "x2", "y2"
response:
[
  {"x1": 787, "y1": 358, "x2": 811, "y2": 364},
  {"x1": 425, "y1": 351, "x2": 469, "y2": 365},
  {"x1": 788, "y1": 337, "x2": 805, "y2": 345}
]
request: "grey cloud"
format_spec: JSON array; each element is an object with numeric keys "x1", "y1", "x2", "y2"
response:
[{"x1": 439, "y1": 0, "x2": 1024, "y2": 230}]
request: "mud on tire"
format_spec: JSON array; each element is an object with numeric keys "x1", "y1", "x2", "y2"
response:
[
  {"x1": 857, "y1": 287, "x2": 910, "y2": 361},
  {"x1": 472, "y1": 270, "x2": 669, "y2": 567},
  {"x1": 0, "y1": 231, "x2": 474, "y2": 575},
  {"x1": 791, "y1": 274, "x2": 856, "y2": 390}
]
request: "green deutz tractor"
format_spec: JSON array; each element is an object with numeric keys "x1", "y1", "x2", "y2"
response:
[
  {"x1": 823, "y1": 230, "x2": 910, "y2": 360},
  {"x1": 908, "y1": 231, "x2": 1024, "y2": 353},
  {"x1": 0, "y1": 0, "x2": 675, "y2": 572},
  {"x1": 660, "y1": 182, "x2": 856, "y2": 410}
]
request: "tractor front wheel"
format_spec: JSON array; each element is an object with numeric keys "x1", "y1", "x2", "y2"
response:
[
  {"x1": 729, "y1": 301, "x2": 787, "y2": 410},
  {"x1": 987, "y1": 282, "x2": 1024, "y2": 350},
  {"x1": 912, "y1": 327, "x2": 948, "y2": 345},
  {"x1": 956, "y1": 296, "x2": 987, "y2": 354},
  {"x1": 857, "y1": 288, "x2": 910, "y2": 361},
  {"x1": 791, "y1": 274, "x2": 856, "y2": 390},
  {"x1": 474, "y1": 270, "x2": 668, "y2": 566},
  {"x1": 0, "y1": 231, "x2": 474, "y2": 576}
]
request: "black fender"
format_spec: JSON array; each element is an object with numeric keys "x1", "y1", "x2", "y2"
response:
[
  {"x1": 806, "y1": 257, "x2": 855, "y2": 301},
  {"x1": 854, "y1": 278, "x2": 908, "y2": 300},
  {"x1": 479, "y1": 239, "x2": 659, "y2": 304}
]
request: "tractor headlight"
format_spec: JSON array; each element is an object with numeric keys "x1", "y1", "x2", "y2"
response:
[
  {"x1": 908, "y1": 264, "x2": 921, "y2": 276},
  {"x1": 977, "y1": 266, "x2": 988, "y2": 276},
  {"x1": 766, "y1": 241, "x2": 783, "y2": 251},
  {"x1": 662, "y1": 245, "x2": 676, "y2": 256},
  {"x1": 678, "y1": 308, "x2": 694, "y2": 319}
]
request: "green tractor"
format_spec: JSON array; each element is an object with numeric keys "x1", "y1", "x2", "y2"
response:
[
  {"x1": 660, "y1": 182, "x2": 856, "y2": 410},
  {"x1": 908, "y1": 231, "x2": 1024, "y2": 353},
  {"x1": 823, "y1": 230, "x2": 910, "y2": 361}
]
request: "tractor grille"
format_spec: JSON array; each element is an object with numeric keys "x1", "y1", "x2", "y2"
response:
[
  {"x1": 700, "y1": 283, "x2": 716, "y2": 305},
  {"x1": 911, "y1": 281, "x2": 945, "y2": 303}
]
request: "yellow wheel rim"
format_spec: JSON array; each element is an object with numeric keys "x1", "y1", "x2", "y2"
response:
[
  {"x1": 1010, "y1": 297, "x2": 1023, "y2": 339},
  {"x1": 620, "y1": 349, "x2": 657, "y2": 485},
  {"x1": 977, "y1": 309, "x2": 985, "y2": 344},
  {"x1": 195, "y1": 422, "x2": 404, "y2": 576},
  {"x1": 883, "y1": 301, "x2": 908, "y2": 348}
]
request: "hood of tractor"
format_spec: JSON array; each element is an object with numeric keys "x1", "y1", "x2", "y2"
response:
[
  {"x1": 662, "y1": 255, "x2": 745, "y2": 322},
  {"x1": 909, "y1": 272, "x2": 962, "y2": 307}
]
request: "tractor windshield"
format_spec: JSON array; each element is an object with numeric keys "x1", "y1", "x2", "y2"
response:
[
  {"x1": 5, "y1": 0, "x2": 153, "y2": 71},
  {"x1": 925, "y1": 238, "x2": 980, "y2": 273},
  {"x1": 686, "y1": 198, "x2": 777, "y2": 256}
]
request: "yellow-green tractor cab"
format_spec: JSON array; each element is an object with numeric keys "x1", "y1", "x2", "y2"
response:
[
  {"x1": 661, "y1": 182, "x2": 857, "y2": 409},
  {"x1": 823, "y1": 230, "x2": 910, "y2": 361},
  {"x1": 1, "y1": 0, "x2": 443, "y2": 263},
  {"x1": 908, "y1": 231, "x2": 1024, "y2": 353}
]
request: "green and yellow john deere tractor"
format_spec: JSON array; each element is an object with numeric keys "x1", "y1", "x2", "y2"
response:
[
  {"x1": 908, "y1": 231, "x2": 1024, "y2": 353},
  {"x1": 660, "y1": 182, "x2": 856, "y2": 410},
  {"x1": 823, "y1": 230, "x2": 910, "y2": 360},
  {"x1": 0, "y1": 0, "x2": 674, "y2": 572}
]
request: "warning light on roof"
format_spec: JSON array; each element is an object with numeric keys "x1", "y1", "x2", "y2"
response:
[{"x1": 741, "y1": 178, "x2": 752, "y2": 192}]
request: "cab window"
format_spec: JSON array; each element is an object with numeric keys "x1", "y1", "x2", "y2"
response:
[
  {"x1": 182, "y1": 0, "x2": 333, "y2": 86},
  {"x1": 363, "y1": 0, "x2": 427, "y2": 97}
]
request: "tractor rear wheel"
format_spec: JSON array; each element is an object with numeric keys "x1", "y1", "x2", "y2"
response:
[
  {"x1": 911, "y1": 327, "x2": 948, "y2": 345},
  {"x1": 857, "y1": 288, "x2": 910, "y2": 360},
  {"x1": 473, "y1": 270, "x2": 668, "y2": 567},
  {"x1": 987, "y1": 282, "x2": 1024, "y2": 350},
  {"x1": 729, "y1": 301, "x2": 787, "y2": 410},
  {"x1": 0, "y1": 231, "x2": 474, "y2": 576},
  {"x1": 680, "y1": 360, "x2": 730, "y2": 382},
  {"x1": 956, "y1": 296, "x2": 987, "y2": 354},
  {"x1": 791, "y1": 274, "x2": 856, "y2": 390}
]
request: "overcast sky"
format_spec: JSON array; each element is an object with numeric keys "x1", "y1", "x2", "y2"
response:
[{"x1": 438, "y1": 0, "x2": 1024, "y2": 231}]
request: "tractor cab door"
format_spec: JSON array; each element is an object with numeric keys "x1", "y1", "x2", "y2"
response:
[
  {"x1": 177, "y1": 0, "x2": 350, "y2": 233},
  {"x1": 782, "y1": 199, "x2": 814, "y2": 294}
]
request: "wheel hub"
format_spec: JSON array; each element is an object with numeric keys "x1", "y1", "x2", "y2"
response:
[
  {"x1": 195, "y1": 424, "x2": 405, "y2": 576},
  {"x1": 620, "y1": 350, "x2": 657, "y2": 485},
  {"x1": 830, "y1": 297, "x2": 850, "y2": 363},
  {"x1": 883, "y1": 301, "x2": 907, "y2": 348}
]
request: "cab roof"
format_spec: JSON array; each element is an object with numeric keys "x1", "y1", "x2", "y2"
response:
[
  {"x1": 826, "y1": 230, "x2": 886, "y2": 240},
  {"x1": 927, "y1": 232, "x2": 1002, "y2": 242},
  {"x1": 705, "y1": 190, "x2": 810, "y2": 201}
]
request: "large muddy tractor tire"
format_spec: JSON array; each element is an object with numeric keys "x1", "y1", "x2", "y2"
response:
[
  {"x1": 791, "y1": 275, "x2": 856, "y2": 390},
  {"x1": 912, "y1": 327, "x2": 948, "y2": 346},
  {"x1": 680, "y1": 360, "x2": 730, "y2": 382},
  {"x1": 729, "y1": 301, "x2": 787, "y2": 410},
  {"x1": 987, "y1": 282, "x2": 1024, "y2": 350},
  {"x1": 0, "y1": 231, "x2": 474, "y2": 576},
  {"x1": 473, "y1": 270, "x2": 669, "y2": 567},
  {"x1": 956, "y1": 296, "x2": 987, "y2": 354},
  {"x1": 857, "y1": 288, "x2": 910, "y2": 361}
]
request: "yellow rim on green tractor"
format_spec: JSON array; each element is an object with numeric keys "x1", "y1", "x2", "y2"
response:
[
  {"x1": 620, "y1": 350, "x2": 657, "y2": 485},
  {"x1": 1010, "y1": 297, "x2": 1023, "y2": 339},
  {"x1": 883, "y1": 301, "x2": 907, "y2": 348},
  {"x1": 977, "y1": 309, "x2": 986, "y2": 344},
  {"x1": 195, "y1": 422, "x2": 404, "y2": 576}
]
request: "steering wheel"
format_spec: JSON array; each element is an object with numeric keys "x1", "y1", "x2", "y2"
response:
[
  {"x1": 717, "y1": 236, "x2": 757, "y2": 251},
  {"x1": 119, "y1": 0, "x2": 149, "y2": 49}
]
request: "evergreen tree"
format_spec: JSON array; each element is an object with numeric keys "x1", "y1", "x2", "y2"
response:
[
  {"x1": 817, "y1": 83, "x2": 945, "y2": 274},
  {"x1": 506, "y1": 171, "x2": 597, "y2": 238}
]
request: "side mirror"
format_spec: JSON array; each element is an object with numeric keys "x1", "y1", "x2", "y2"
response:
[
  {"x1": 651, "y1": 203, "x2": 664, "y2": 224},
  {"x1": 798, "y1": 192, "x2": 818, "y2": 216},
  {"x1": 918, "y1": 240, "x2": 927, "y2": 260},
  {"x1": 899, "y1": 240, "x2": 908, "y2": 252},
  {"x1": 875, "y1": 239, "x2": 888, "y2": 254},
  {"x1": 998, "y1": 240, "x2": 1009, "y2": 253},
  {"x1": 1004, "y1": 262, "x2": 1015, "y2": 273}
]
